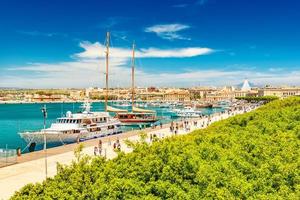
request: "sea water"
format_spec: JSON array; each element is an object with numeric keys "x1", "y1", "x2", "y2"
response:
[{"x1": 0, "y1": 102, "x2": 223, "y2": 153}]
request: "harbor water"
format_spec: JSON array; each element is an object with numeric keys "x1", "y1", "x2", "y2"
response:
[{"x1": 0, "y1": 102, "x2": 223, "y2": 153}]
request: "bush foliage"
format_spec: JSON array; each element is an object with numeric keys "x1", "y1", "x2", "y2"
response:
[{"x1": 12, "y1": 97, "x2": 300, "y2": 199}]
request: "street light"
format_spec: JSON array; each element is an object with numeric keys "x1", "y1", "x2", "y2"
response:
[{"x1": 41, "y1": 105, "x2": 48, "y2": 178}]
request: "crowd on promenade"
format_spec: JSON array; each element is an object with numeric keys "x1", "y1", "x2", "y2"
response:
[{"x1": 92, "y1": 101, "x2": 262, "y2": 157}]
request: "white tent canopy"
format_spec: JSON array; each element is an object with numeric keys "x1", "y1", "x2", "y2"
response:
[
  {"x1": 132, "y1": 106, "x2": 155, "y2": 113},
  {"x1": 241, "y1": 79, "x2": 251, "y2": 91},
  {"x1": 107, "y1": 106, "x2": 127, "y2": 113}
]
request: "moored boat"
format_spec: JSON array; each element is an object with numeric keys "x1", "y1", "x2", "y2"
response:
[
  {"x1": 171, "y1": 107, "x2": 203, "y2": 118},
  {"x1": 19, "y1": 102, "x2": 122, "y2": 145},
  {"x1": 110, "y1": 41, "x2": 158, "y2": 125}
]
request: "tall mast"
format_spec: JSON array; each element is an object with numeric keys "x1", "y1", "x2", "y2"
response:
[
  {"x1": 131, "y1": 41, "x2": 135, "y2": 112},
  {"x1": 105, "y1": 32, "x2": 110, "y2": 112}
]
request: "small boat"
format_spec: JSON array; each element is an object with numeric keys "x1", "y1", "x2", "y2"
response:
[
  {"x1": 159, "y1": 103, "x2": 171, "y2": 108},
  {"x1": 212, "y1": 104, "x2": 222, "y2": 108},
  {"x1": 114, "y1": 102, "x2": 131, "y2": 107},
  {"x1": 171, "y1": 107, "x2": 202, "y2": 118},
  {"x1": 135, "y1": 103, "x2": 148, "y2": 108},
  {"x1": 195, "y1": 103, "x2": 213, "y2": 108}
]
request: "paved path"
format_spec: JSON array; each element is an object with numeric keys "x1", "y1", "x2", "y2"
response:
[{"x1": 0, "y1": 107, "x2": 257, "y2": 200}]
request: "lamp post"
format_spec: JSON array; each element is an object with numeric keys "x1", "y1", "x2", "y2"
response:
[{"x1": 41, "y1": 105, "x2": 48, "y2": 178}]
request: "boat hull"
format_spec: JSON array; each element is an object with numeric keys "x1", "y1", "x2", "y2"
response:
[
  {"x1": 19, "y1": 128, "x2": 122, "y2": 145},
  {"x1": 19, "y1": 132, "x2": 80, "y2": 144},
  {"x1": 119, "y1": 119, "x2": 158, "y2": 124},
  {"x1": 171, "y1": 114, "x2": 201, "y2": 118}
]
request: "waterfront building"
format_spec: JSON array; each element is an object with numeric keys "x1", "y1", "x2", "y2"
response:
[
  {"x1": 258, "y1": 87, "x2": 300, "y2": 97},
  {"x1": 234, "y1": 90, "x2": 258, "y2": 98},
  {"x1": 69, "y1": 90, "x2": 85, "y2": 101},
  {"x1": 189, "y1": 87, "x2": 217, "y2": 100},
  {"x1": 163, "y1": 89, "x2": 190, "y2": 102},
  {"x1": 140, "y1": 91, "x2": 164, "y2": 101},
  {"x1": 204, "y1": 86, "x2": 236, "y2": 101}
]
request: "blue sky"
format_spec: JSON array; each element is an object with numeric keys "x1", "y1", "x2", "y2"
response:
[{"x1": 0, "y1": 0, "x2": 300, "y2": 88}]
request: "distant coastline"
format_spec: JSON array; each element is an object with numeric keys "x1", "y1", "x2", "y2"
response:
[
  {"x1": 0, "y1": 100, "x2": 104, "y2": 104},
  {"x1": 0, "y1": 99, "x2": 161, "y2": 104}
]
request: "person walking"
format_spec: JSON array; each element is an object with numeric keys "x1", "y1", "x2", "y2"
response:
[
  {"x1": 98, "y1": 140, "x2": 102, "y2": 155},
  {"x1": 116, "y1": 139, "x2": 121, "y2": 150},
  {"x1": 94, "y1": 146, "x2": 98, "y2": 156}
]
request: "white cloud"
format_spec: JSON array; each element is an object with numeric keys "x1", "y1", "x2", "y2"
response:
[
  {"x1": 75, "y1": 41, "x2": 213, "y2": 59},
  {"x1": 2, "y1": 41, "x2": 300, "y2": 88},
  {"x1": 138, "y1": 47, "x2": 213, "y2": 58},
  {"x1": 268, "y1": 67, "x2": 283, "y2": 72},
  {"x1": 145, "y1": 24, "x2": 191, "y2": 40},
  {"x1": 3, "y1": 64, "x2": 300, "y2": 88}
]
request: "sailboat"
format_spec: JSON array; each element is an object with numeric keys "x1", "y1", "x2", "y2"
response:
[{"x1": 114, "y1": 42, "x2": 158, "y2": 125}]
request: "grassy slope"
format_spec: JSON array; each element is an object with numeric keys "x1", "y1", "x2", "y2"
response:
[{"x1": 12, "y1": 97, "x2": 300, "y2": 200}]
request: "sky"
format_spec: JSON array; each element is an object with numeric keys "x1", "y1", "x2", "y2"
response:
[{"x1": 0, "y1": 0, "x2": 300, "y2": 88}]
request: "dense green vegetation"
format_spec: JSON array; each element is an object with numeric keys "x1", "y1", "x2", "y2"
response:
[
  {"x1": 35, "y1": 90, "x2": 70, "y2": 96},
  {"x1": 235, "y1": 95, "x2": 279, "y2": 102},
  {"x1": 90, "y1": 94, "x2": 118, "y2": 100},
  {"x1": 0, "y1": 89, "x2": 72, "y2": 96},
  {"x1": 12, "y1": 97, "x2": 300, "y2": 199}
]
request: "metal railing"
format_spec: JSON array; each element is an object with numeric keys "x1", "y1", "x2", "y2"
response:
[{"x1": 0, "y1": 148, "x2": 17, "y2": 168}]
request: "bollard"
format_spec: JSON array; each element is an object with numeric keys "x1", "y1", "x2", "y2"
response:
[{"x1": 17, "y1": 147, "x2": 21, "y2": 157}]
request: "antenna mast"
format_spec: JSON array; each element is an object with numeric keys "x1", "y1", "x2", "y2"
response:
[
  {"x1": 105, "y1": 32, "x2": 110, "y2": 112},
  {"x1": 131, "y1": 42, "x2": 135, "y2": 112}
]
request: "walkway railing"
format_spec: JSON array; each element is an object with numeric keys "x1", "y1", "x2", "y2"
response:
[{"x1": 0, "y1": 148, "x2": 17, "y2": 168}]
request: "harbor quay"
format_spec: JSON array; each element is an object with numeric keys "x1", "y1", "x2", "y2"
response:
[{"x1": 0, "y1": 103, "x2": 260, "y2": 200}]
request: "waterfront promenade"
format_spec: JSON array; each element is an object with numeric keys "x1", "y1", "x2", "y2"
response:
[{"x1": 0, "y1": 106, "x2": 257, "y2": 200}]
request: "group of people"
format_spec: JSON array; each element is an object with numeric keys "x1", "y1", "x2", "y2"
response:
[
  {"x1": 149, "y1": 133, "x2": 160, "y2": 142},
  {"x1": 150, "y1": 122, "x2": 163, "y2": 129},
  {"x1": 169, "y1": 121, "x2": 180, "y2": 134},
  {"x1": 94, "y1": 139, "x2": 103, "y2": 156},
  {"x1": 93, "y1": 138, "x2": 122, "y2": 156},
  {"x1": 113, "y1": 139, "x2": 121, "y2": 150},
  {"x1": 168, "y1": 114, "x2": 215, "y2": 135},
  {"x1": 91, "y1": 102, "x2": 260, "y2": 157},
  {"x1": 169, "y1": 119, "x2": 194, "y2": 134}
]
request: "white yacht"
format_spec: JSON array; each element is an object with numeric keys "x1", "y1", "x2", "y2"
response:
[
  {"x1": 171, "y1": 107, "x2": 203, "y2": 118},
  {"x1": 114, "y1": 101, "x2": 131, "y2": 107},
  {"x1": 19, "y1": 102, "x2": 122, "y2": 144}
]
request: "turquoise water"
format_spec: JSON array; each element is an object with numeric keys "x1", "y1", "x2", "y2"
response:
[{"x1": 0, "y1": 102, "x2": 223, "y2": 152}]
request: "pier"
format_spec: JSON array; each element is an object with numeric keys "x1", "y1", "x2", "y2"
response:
[{"x1": 0, "y1": 105, "x2": 259, "y2": 199}]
